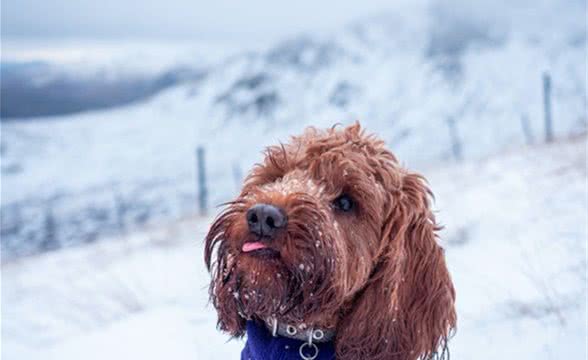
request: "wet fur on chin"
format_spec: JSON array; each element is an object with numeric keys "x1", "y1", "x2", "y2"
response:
[{"x1": 204, "y1": 123, "x2": 457, "y2": 360}]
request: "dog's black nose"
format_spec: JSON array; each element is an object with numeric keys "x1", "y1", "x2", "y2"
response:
[{"x1": 246, "y1": 204, "x2": 287, "y2": 238}]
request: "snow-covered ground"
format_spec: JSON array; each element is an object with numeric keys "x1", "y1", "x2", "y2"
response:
[
  {"x1": 1, "y1": 216, "x2": 244, "y2": 359},
  {"x1": 2, "y1": 134, "x2": 586, "y2": 359}
]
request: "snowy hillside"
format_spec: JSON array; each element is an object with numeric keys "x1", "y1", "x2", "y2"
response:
[
  {"x1": 2, "y1": 134, "x2": 585, "y2": 359},
  {"x1": 1, "y1": 39, "x2": 246, "y2": 118},
  {"x1": 1, "y1": 0, "x2": 586, "y2": 257}
]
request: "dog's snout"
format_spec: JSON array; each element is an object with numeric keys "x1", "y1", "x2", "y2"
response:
[{"x1": 246, "y1": 204, "x2": 287, "y2": 238}]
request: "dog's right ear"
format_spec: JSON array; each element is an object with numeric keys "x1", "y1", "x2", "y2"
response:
[
  {"x1": 336, "y1": 172, "x2": 456, "y2": 360},
  {"x1": 205, "y1": 206, "x2": 247, "y2": 337}
]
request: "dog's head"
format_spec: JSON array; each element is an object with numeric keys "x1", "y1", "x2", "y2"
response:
[{"x1": 205, "y1": 124, "x2": 456, "y2": 360}]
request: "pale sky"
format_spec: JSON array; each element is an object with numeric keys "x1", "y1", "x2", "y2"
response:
[{"x1": 1, "y1": 0, "x2": 394, "y2": 43}]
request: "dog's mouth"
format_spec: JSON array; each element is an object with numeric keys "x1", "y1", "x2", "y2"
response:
[{"x1": 242, "y1": 241, "x2": 280, "y2": 258}]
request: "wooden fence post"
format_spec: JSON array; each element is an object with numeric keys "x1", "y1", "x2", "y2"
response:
[
  {"x1": 41, "y1": 203, "x2": 58, "y2": 251},
  {"x1": 196, "y1": 146, "x2": 208, "y2": 216},
  {"x1": 543, "y1": 72, "x2": 553, "y2": 142},
  {"x1": 232, "y1": 161, "x2": 243, "y2": 194}
]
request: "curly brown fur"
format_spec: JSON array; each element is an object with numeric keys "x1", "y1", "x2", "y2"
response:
[{"x1": 204, "y1": 123, "x2": 456, "y2": 360}]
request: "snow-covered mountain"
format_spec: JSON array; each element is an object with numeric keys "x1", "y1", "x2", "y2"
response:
[
  {"x1": 1, "y1": 61, "x2": 205, "y2": 118},
  {"x1": 1, "y1": 0, "x2": 586, "y2": 258},
  {"x1": 0, "y1": 39, "x2": 242, "y2": 118}
]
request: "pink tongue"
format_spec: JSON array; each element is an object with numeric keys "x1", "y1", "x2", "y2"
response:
[{"x1": 242, "y1": 241, "x2": 268, "y2": 252}]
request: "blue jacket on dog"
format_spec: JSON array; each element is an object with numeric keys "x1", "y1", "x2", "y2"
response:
[{"x1": 241, "y1": 321, "x2": 336, "y2": 360}]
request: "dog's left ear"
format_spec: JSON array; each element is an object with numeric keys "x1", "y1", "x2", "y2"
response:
[{"x1": 336, "y1": 172, "x2": 456, "y2": 360}]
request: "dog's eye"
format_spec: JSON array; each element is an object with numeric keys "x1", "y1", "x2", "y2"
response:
[{"x1": 333, "y1": 194, "x2": 354, "y2": 212}]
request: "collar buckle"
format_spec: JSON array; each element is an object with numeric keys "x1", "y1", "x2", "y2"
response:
[{"x1": 264, "y1": 317, "x2": 335, "y2": 343}]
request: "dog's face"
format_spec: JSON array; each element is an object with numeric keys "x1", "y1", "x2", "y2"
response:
[{"x1": 205, "y1": 124, "x2": 456, "y2": 360}]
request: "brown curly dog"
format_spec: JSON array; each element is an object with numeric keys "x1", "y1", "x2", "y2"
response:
[{"x1": 205, "y1": 123, "x2": 456, "y2": 360}]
